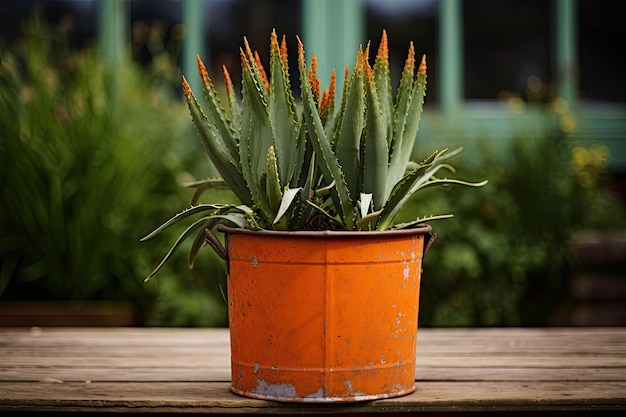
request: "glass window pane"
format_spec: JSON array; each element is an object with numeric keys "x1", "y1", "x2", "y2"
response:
[
  {"x1": 578, "y1": 0, "x2": 626, "y2": 102},
  {"x1": 365, "y1": 0, "x2": 438, "y2": 105},
  {"x1": 463, "y1": 0, "x2": 551, "y2": 101},
  {"x1": 206, "y1": 0, "x2": 301, "y2": 90}
]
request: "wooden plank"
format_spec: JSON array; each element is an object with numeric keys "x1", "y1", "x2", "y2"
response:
[
  {"x1": 1, "y1": 366, "x2": 625, "y2": 383},
  {"x1": 2, "y1": 327, "x2": 625, "y2": 352},
  {"x1": 2, "y1": 354, "x2": 625, "y2": 375},
  {"x1": 2, "y1": 326, "x2": 624, "y2": 344},
  {"x1": 0, "y1": 381, "x2": 625, "y2": 413}
]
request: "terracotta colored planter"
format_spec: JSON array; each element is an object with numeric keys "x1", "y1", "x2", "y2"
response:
[{"x1": 210, "y1": 225, "x2": 434, "y2": 402}]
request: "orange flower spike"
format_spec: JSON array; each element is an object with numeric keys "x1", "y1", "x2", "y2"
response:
[
  {"x1": 376, "y1": 29, "x2": 389, "y2": 64},
  {"x1": 222, "y1": 65, "x2": 235, "y2": 95},
  {"x1": 254, "y1": 50, "x2": 270, "y2": 91},
  {"x1": 365, "y1": 58, "x2": 374, "y2": 83},
  {"x1": 197, "y1": 55, "x2": 213, "y2": 87},
  {"x1": 270, "y1": 30, "x2": 278, "y2": 59},
  {"x1": 328, "y1": 69, "x2": 336, "y2": 105},
  {"x1": 404, "y1": 41, "x2": 416, "y2": 74},
  {"x1": 364, "y1": 40, "x2": 371, "y2": 63},
  {"x1": 280, "y1": 35, "x2": 288, "y2": 66},
  {"x1": 418, "y1": 54, "x2": 427, "y2": 77},
  {"x1": 297, "y1": 36, "x2": 304, "y2": 65},
  {"x1": 354, "y1": 45, "x2": 364, "y2": 76},
  {"x1": 320, "y1": 90, "x2": 329, "y2": 113},
  {"x1": 181, "y1": 76, "x2": 192, "y2": 97},
  {"x1": 240, "y1": 48, "x2": 250, "y2": 72},
  {"x1": 363, "y1": 41, "x2": 374, "y2": 83},
  {"x1": 343, "y1": 65, "x2": 350, "y2": 91},
  {"x1": 319, "y1": 69, "x2": 336, "y2": 115},
  {"x1": 270, "y1": 30, "x2": 281, "y2": 61},
  {"x1": 308, "y1": 51, "x2": 320, "y2": 101},
  {"x1": 243, "y1": 36, "x2": 254, "y2": 62}
]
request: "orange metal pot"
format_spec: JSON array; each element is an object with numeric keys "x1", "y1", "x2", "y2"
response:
[{"x1": 210, "y1": 225, "x2": 434, "y2": 402}]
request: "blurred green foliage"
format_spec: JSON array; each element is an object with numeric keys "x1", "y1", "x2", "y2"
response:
[
  {"x1": 1, "y1": 13, "x2": 624, "y2": 328},
  {"x1": 0, "y1": 13, "x2": 227, "y2": 326},
  {"x1": 405, "y1": 133, "x2": 626, "y2": 327}
]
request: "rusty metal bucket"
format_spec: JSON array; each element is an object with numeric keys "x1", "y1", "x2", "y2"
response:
[{"x1": 207, "y1": 225, "x2": 435, "y2": 402}]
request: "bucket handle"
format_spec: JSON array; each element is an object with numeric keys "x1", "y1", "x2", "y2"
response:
[
  {"x1": 423, "y1": 231, "x2": 437, "y2": 258},
  {"x1": 204, "y1": 228, "x2": 228, "y2": 261}
]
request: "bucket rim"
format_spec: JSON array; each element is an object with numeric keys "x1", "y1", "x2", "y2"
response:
[{"x1": 217, "y1": 224, "x2": 432, "y2": 239}]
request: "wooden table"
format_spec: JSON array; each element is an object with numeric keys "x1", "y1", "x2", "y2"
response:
[{"x1": 1, "y1": 327, "x2": 624, "y2": 415}]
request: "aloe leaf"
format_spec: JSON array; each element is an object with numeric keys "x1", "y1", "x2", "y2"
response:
[
  {"x1": 181, "y1": 178, "x2": 230, "y2": 205},
  {"x1": 356, "y1": 208, "x2": 383, "y2": 231},
  {"x1": 264, "y1": 146, "x2": 286, "y2": 229},
  {"x1": 378, "y1": 149, "x2": 488, "y2": 231},
  {"x1": 292, "y1": 150, "x2": 317, "y2": 229},
  {"x1": 413, "y1": 177, "x2": 490, "y2": 193},
  {"x1": 407, "y1": 149, "x2": 487, "y2": 195},
  {"x1": 297, "y1": 37, "x2": 354, "y2": 229},
  {"x1": 274, "y1": 187, "x2": 302, "y2": 226},
  {"x1": 291, "y1": 117, "x2": 310, "y2": 188},
  {"x1": 392, "y1": 214, "x2": 454, "y2": 230},
  {"x1": 331, "y1": 65, "x2": 350, "y2": 151},
  {"x1": 243, "y1": 37, "x2": 269, "y2": 102},
  {"x1": 393, "y1": 54, "x2": 427, "y2": 177},
  {"x1": 140, "y1": 204, "x2": 231, "y2": 241},
  {"x1": 188, "y1": 207, "x2": 253, "y2": 269},
  {"x1": 185, "y1": 179, "x2": 228, "y2": 204},
  {"x1": 256, "y1": 171, "x2": 270, "y2": 227},
  {"x1": 197, "y1": 55, "x2": 238, "y2": 160},
  {"x1": 188, "y1": 219, "x2": 211, "y2": 269},
  {"x1": 269, "y1": 31, "x2": 299, "y2": 187},
  {"x1": 376, "y1": 149, "x2": 444, "y2": 230},
  {"x1": 221, "y1": 65, "x2": 241, "y2": 133},
  {"x1": 335, "y1": 48, "x2": 365, "y2": 200},
  {"x1": 362, "y1": 57, "x2": 388, "y2": 210},
  {"x1": 387, "y1": 43, "x2": 417, "y2": 190},
  {"x1": 240, "y1": 49, "x2": 273, "y2": 206},
  {"x1": 181, "y1": 178, "x2": 228, "y2": 189},
  {"x1": 359, "y1": 192, "x2": 373, "y2": 219},
  {"x1": 182, "y1": 77, "x2": 253, "y2": 206},
  {"x1": 373, "y1": 30, "x2": 393, "y2": 141},
  {"x1": 431, "y1": 145, "x2": 464, "y2": 162},
  {"x1": 144, "y1": 216, "x2": 214, "y2": 282},
  {"x1": 187, "y1": 212, "x2": 246, "y2": 269},
  {"x1": 304, "y1": 199, "x2": 345, "y2": 229}
]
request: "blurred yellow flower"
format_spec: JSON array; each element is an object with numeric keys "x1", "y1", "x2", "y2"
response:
[{"x1": 571, "y1": 145, "x2": 609, "y2": 188}]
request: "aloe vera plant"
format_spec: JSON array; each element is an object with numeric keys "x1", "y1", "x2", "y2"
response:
[{"x1": 142, "y1": 30, "x2": 487, "y2": 280}]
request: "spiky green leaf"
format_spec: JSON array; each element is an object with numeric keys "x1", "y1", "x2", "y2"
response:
[
  {"x1": 297, "y1": 37, "x2": 354, "y2": 229},
  {"x1": 334, "y1": 48, "x2": 365, "y2": 200},
  {"x1": 373, "y1": 30, "x2": 393, "y2": 141},
  {"x1": 197, "y1": 55, "x2": 238, "y2": 159},
  {"x1": 240, "y1": 50, "x2": 273, "y2": 206},
  {"x1": 140, "y1": 204, "x2": 231, "y2": 241},
  {"x1": 362, "y1": 60, "x2": 388, "y2": 210},
  {"x1": 182, "y1": 77, "x2": 253, "y2": 206}
]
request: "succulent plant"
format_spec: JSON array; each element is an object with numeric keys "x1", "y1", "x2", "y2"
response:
[{"x1": 142, "y1": 30, "x2": 487, "y2": 280}]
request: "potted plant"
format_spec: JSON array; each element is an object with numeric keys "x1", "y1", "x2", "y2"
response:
[{"x1": 142, "y1": 30, "x2": 486, "y2": 402}]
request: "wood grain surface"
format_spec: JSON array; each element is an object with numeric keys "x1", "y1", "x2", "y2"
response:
[{"x1": 1, "y1": 327, "x2": 624, "y2": 414}]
